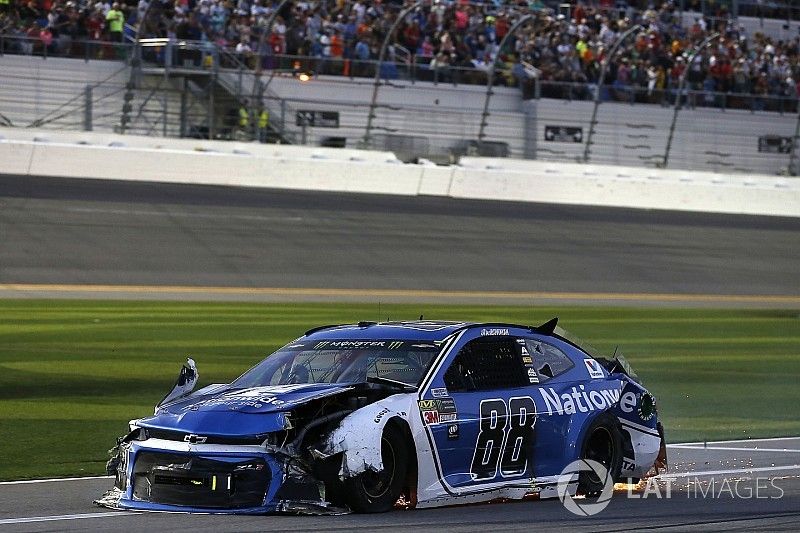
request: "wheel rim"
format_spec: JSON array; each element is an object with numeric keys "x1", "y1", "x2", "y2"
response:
[
  {"x1": 361, "y1": 436, "x2": 396, "y2": 499},
  {"x1": 584, "y1": 427, "x2": 613, "y2": 485}
]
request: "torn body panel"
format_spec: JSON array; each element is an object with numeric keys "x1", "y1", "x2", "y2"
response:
[{"x1": 321, "y1": 395, "x2": 416, "y2": 479}]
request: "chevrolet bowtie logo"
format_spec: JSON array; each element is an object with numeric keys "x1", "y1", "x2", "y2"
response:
[{"x1": 184, "y1": 434, "x2": 208, "y2": 444}]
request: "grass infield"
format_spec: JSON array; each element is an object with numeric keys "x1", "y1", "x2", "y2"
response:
[{"x1": 1, "y1": 300, "x2": 798, "y2": 480}]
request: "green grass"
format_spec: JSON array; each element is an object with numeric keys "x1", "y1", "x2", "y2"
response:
[{"x1": 1, "y1": 300, "x2": 799, "y2": 480}]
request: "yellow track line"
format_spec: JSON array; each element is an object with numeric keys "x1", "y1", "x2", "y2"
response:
[{"x1": 1, "y1": 284, "x2": 799, "y2": 303}]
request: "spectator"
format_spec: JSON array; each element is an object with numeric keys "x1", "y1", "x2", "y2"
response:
[{"x1": 106, "y1": 2, "x2": 123, "y2": 42}]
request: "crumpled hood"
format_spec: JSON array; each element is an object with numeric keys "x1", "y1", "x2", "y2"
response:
[{"x1": 137, "y1": 383, "x2": 353, "y2": 437}]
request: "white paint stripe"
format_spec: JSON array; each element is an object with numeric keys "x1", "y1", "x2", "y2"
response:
[
  {"x1": 65, "y1": 207, "x2": 305, "y2": 222},
  {"x1": 0, "y1": 475, "x2": 112, "y2": 486},
  {"x1": 0, "y1": 511, "x2": 134, "y2": 525},
  {"x1": 673, "y1": 436, "x2": 800, "y2": 446},
  {"x1": 668, "y1": 445, "x2": 800, "y2": 453},
  {"x1": 655, "y1": 464, "x2": 800, "y2": 480}
]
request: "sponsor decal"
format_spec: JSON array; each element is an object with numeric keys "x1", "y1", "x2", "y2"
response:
[
  {"x1": 527, "y1": 367, "x2": 539, "y2": 384},
  {"x1": 521, "y1": 346, "x2": 530, "y2": 356},
  {"x1": 422, "y1": 410, "x2": 440, "y2": 425},
  {"x1": 318, "y1": 340, "x2": 389, "y2": 349},
  {"x1": 516, "y1": 338, "x2": 526, "y2": 345},
  {"x1": 522, "y1": 356, "x2": 533, "y2": 364},
  {"x1": 181, "y1": 388, "x2": 288, "y2": 411},
  {"x1": 373, "y1": 407, "x2": 390, "y2": 423},
  {"x1": 418, "y1": 400, "x2": 437, "y2": 410},
  {"x1": 447, "y1": 423, "x2": 460, "y2": 440},
  {"x1": 539, "y1": 386, "x2": 621, "y2": 415},
  {"x1": 387, "y1": 341, "x2": 404, "y2": 350},
  {"x1": 419, "y1": 398, "x2": 458, "y2": 425},
  {"x1": 639, "y1": 393, "x2": 657, "y2": 421},
  {"x1": 431, "y1": 387, "x2": 449, "y2": 398},
  {"x1": 584, "y1": 358, "x2": 605, "y2": 379},
  {"x1": 437, "y1": 398, "x2": 457, "y2": 414},
  {"x1": 480, "y1": 328, "x2": 510, "y2": 336}
]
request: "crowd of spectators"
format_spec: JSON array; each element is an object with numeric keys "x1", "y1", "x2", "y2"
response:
[{"x1": 2, "y1": 0, "x2": 800, "y2": 108}]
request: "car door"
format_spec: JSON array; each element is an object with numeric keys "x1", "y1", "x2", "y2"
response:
[{"x1": 419, "y1": 332, "x2": 540, "y2": 493}]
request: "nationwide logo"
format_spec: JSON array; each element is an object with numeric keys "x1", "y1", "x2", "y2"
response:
[{"x1": 539, "y1": 386, "x2": 621, "y2": 415}]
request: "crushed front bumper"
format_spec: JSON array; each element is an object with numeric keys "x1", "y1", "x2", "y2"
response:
[{"x1": 95, "y1": 439, "x2": 344, "y2": 515}]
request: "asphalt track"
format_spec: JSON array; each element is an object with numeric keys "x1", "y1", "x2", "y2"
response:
[
  {"x1": 1, "y1": 174, "x2": 799, "y2": 306},
  {"x1": 1, "y1": 174, "x2": 800, "y2": 531},
  {"x1": 1, "y1": 438, "x2": 798, "y2": 532}
]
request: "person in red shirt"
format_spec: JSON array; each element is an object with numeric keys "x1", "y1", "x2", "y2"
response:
[{"x1": 495, "y1": 13, "x2": 509, "y2": 41}]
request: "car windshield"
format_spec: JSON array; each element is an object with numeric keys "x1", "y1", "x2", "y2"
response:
[{"x1": 232, "y1": 339, "x2": 441, "y2": 388}]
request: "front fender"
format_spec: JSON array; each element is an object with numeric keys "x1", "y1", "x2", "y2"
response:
[{"x1": 322, "y1": 394, "x2": 415, "y2": 479}]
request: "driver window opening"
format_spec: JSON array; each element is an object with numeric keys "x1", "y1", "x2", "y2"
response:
[{"x1": 444, "y1": 337, "x2": 528, "y2": 392}]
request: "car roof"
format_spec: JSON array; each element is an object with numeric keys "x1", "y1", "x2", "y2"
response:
[{"x1": 303, "y1": 320, "x2": 550, "y2": 342}]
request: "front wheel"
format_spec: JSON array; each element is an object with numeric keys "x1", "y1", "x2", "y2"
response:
[
  {"x1": 578, "y1": 413, "x2": 623, "y2": 496},
  {"x1": 343, "y1": 423, "x2": 408, "y2": 513}
]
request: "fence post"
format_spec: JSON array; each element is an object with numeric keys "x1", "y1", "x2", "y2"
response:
[
  {"x1": 180, "y1": 78, "x2": 188, "y2": 137},
  {"x1": 583, "y1": 24, "x2": 643, "y2": 163},
  {"x1": 280, "y1": 99, "x2": 286, "y2": 136},
  {"x1": 788, "y1": 110, "x2": 800, "y2": 175},
  {"x1": 363, "y1": 0, "x2": 424, "y2": 148},
  {"x1": 662, "y1": 32, "x2": 720, "y2": 168},
  {"x1": 83, "y1": 85, "x2": 93, "y2": 131}
]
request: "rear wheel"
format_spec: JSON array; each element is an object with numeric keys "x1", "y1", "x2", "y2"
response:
[
  {"x1": 578, "y1": 413, "x2": 623, "y2": 496},
  {"x1": 343, "y1": 423, "x2": 408, "y2": 513}
]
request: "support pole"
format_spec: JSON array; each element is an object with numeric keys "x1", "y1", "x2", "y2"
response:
[
  {"x1": 83, "y1": 85, "x2": 92, "y2": 131},
  {"x1": 477, "y1": 14, "x2": 534, "y2": 144},
  {"x1": 583, "y1": 24, "x2": 643, "y2": 163},
  {"x1": 363, "y1": 0, "x2": 424, "y2": 148},
  {"x1": 662, "y1": 33, "x2": 719, "y2": 168}
]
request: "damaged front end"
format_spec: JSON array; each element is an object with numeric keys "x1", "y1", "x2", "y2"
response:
[{"x1": 96, "y1": 358, "x2": 409, "y2": 515}]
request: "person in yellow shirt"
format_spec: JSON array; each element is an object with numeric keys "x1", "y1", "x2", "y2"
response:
[
  {"x1": 106, "y1": 3, "x2": 124, "y2": 43},
  {"x1": 257, "y1": 107, "x2": 269, "y2": 143}
]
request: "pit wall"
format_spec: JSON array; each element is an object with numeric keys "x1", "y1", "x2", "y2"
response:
[{"x1": 1, "y1": 128, "x2": 797, "y2": 217}]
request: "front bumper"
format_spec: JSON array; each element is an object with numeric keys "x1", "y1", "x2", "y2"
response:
[{"x1": 96, "y1": 439, "x2": 339, "y2": 514}]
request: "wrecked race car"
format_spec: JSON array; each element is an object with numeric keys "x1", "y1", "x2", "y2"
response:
[{"x1": 97, "y1": 319, "x2": 667, "y2": 514}]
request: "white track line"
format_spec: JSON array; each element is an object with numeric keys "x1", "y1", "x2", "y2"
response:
[
  {"x1": 668, "y1": 445, "x2": 800, "y2": 453},
  {"x1": 655, "y1": 464, "x2": 800, "y2": 479},
  {"x1": 0, "y1": 512, "x2": 134, "y2": 525},
  {"x1": 0, "y1": 475, "x2": 112, "y2": 486},
  {"x1": 672, "y1": 436, "x2": 800, "y2": 446}
]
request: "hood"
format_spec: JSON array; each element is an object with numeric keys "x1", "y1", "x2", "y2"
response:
[{"x1": 137, "y1": 383, "x2": 353, "y2": 438}]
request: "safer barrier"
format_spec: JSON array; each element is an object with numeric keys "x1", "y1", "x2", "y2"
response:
[{"x1": 1, "y1": 129, "x2": 797, "y2": 217}]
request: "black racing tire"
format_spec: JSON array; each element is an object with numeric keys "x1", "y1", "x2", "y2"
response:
[
  {"x1": 577, "y1": 412, "x2": 623, "y2": 496},
  {"x1": 343, "y1": 422, "x2": 409, "y2": 513}
]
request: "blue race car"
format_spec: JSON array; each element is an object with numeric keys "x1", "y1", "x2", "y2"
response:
[{"x1": 97, "y1": 318, "x2": 667, "y2": 514}]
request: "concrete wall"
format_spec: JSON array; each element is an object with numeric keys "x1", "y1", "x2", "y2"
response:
[{"x1": 1, "y1": 128, "x2": 797, "y2": 217}]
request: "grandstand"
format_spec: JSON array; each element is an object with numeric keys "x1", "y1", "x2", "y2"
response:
[{"x1": 1, "y1": 0, "x2": 799, "y2": 173}]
